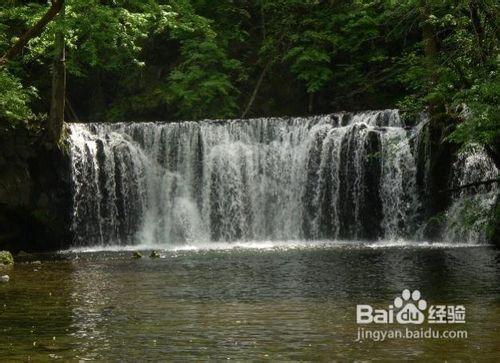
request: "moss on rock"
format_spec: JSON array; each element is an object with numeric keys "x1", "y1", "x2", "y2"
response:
[
  {"x1": 0, "y1": 251, "x2": 14, "y2": 265},
  {"x1": 132, "y1": 251, "x2": 143, "y2": 259}
]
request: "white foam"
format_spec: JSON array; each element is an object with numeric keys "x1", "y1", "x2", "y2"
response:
[{"x1": 61, "y1": 239, "x2": 486, "y2": 254}]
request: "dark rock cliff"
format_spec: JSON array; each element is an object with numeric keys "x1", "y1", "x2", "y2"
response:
[{"x1": 0, "y1": 124, "x2": 72, "y2": 252}]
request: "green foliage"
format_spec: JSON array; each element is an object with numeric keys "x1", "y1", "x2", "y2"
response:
[
  {"x1": 395, "y1": 0, "x2": 499, "y2": 148},
  {"x1": 166, "y1": 38, "x2": 241, "y2": 119},
  {"x1": 285, "y1": 40, "x2": 333, "y2": 94},
  {"x1": 445, "y1": 194, "x2": 495, "y2": 242},
  {"x1": 0, "y1": 69, "x2": 34, "y2": 123},
  {"x1": 0, "y1": 0, "x2": 496, "y2": 154},
  {"x1": 449, "y1": 75, "x2": 499, "y2": 147}
]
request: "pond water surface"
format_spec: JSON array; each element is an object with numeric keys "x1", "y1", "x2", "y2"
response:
[{"x1": 0, "y1": 241, "x2": 499, "y2": 360}]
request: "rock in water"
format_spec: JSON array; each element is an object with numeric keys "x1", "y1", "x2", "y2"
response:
[
  {"x1": 132, "y1": 251, "x2": 143, "y2": 259},
  {"x1": 150, "y1": 251, "x2": 161, "y2": 259},
  {"x1": 0, "y1": 251, "x2": 14, "y2": 265},
  {"x1": 1, "y1": 275, "x2": 9, "y2": 282},
  {"x1": 16, "y1": 250, "x2": 32, "y2": 257}
]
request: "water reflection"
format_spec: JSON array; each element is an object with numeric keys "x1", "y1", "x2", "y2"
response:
[
  {"x1": 0, "y1": 261, "x2": 75, "y2": 359},
  {"x1": 1, "y1": 245, "x2": 499, "y2": 360}
]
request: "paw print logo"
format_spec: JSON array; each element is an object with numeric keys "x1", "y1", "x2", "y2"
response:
[{"x1": 394, "y1": 289, "x2": 427, "y2": 324}]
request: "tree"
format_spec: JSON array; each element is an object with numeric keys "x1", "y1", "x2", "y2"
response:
[
  {"x1": 166, "y1": 37, "x2": 242, "y2": 119},
  {"x1": 396, "y1": 0, "x2": 498, "y2": 160},
  {"x1": 48, "y1": 2, "x2": 65, "y2": 143},
  {"x1": 0, "y1": 69, "x2": 34, "y2": 125},
  {"x1": 0, "y1": 0, "x2": 497, "y2": 139},
  {"x1": 0, "y1": 0, "x2": 63, "y2": 67},
  {"x1": 0, "y1": 0, "x2": 65, "y2": 130}
]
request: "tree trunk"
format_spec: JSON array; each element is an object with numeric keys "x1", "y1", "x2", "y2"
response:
[
  {"x1": 47, "y1": 6, "x2": 66, "y2": 144},
  {"x1": 0, "y1": 0, "x2": 64, "y2": 66},
  {"x1": 444, "y1": 178, "x2": 499, "y2": 193},
  {"x1": 308, "y1": 92, "x2": 314, "y2": 114},
  {"x1": 468, "y1": 2, "x2": 486, "y2": 63},
  {"x1": 65, "y1": 96, "x2": 79, "y2": 122},
  {"x1": 421, "y1": 0, "x2": 438, "y2": 107},
  {"x1": 420, "y1": 0, "x2": 457, "y2": 238},
  {"x1": 241, "y1": 61, "x2": 271, "y2": 118}
]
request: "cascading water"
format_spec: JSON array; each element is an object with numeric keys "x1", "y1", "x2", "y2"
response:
[
  {"x1": 67, "y1": 110, "x2": 440, "y2": 246},
  {"x1": 443, "y1": 146, "x2": 499, "y2": 243}
]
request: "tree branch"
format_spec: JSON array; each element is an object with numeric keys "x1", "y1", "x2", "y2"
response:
[
  {"x1": 241, "y1": 60, "x2": 272, "y2": 118},
  {"x1": 0, "y1": 0, "x2": 64, "y2": 67},
  {"x1": 333, "y1": 66, "x2": 400, "y2": 102},
  {"x1": 445, "y1": 178, "x2": 499, "y2": 193}
]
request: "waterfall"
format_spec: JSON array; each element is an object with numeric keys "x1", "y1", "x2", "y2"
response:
[
  {"x1": 443, "y1": 146, "x2": 499, "y2": 243},
  {"x1": 67, "y1": 110, "x2": 421, "y2": 246}
]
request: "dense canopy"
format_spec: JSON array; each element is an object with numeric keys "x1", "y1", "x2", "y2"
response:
[{"x1": 0, "y1": 0, "x2": 498, "y2": 151}]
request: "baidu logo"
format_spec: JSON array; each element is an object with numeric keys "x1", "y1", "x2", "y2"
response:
[
  {"x1": 394, "y1": 289, "x2": 427, "y2": 324},
  {"x1": 357, "y1": 289, "x2": 427, "y2": 324},
  {"x1": 355, "y1": 289, "x2": 467, "y2": 341},
  {"x1": 356, "y1": 289, "x2": 465, "y2": 325}
]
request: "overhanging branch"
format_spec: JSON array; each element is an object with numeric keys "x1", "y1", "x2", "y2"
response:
[{"x1": 0, "y1": 0, "x2": 64, "y2": 67}]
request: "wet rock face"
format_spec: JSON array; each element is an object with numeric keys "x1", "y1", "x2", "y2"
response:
[
  {"x1": 0, "y1": 125, "x2": 73, "y2": 252},
  {"x1": 27, "y1": 143, "x2": 73, "y2": 251},
  {"x1": 0, "y1": 165, "x2": 31, "y2": 207},
  {"x1": 359, "y1": 130, "x2": 383, "y2": 239},
  {"x1": 0, "y1": 126, "x2": 32, "y2": 208}
]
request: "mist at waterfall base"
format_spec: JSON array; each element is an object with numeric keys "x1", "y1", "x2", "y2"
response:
[{"x1": 68, "y1": 109, "x2": 498, "y2": 250}]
